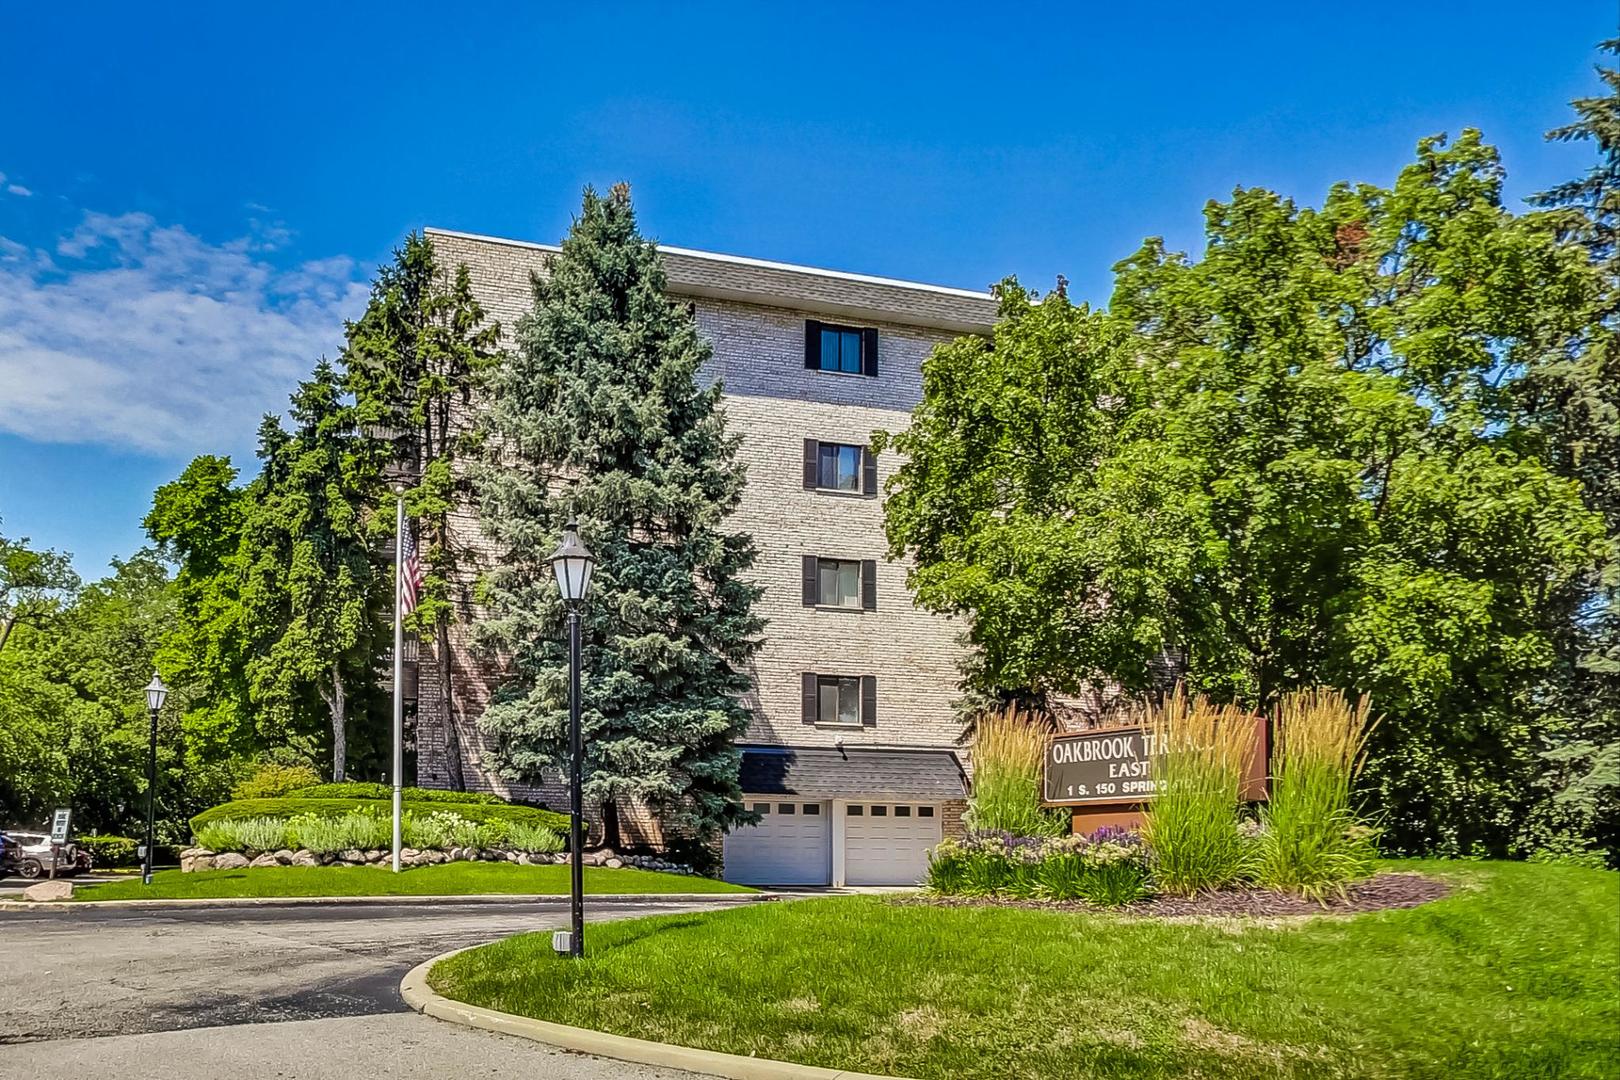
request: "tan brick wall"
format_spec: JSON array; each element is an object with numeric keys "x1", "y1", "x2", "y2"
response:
[{"x1": 415, "y1": 229, "x2": 977, "y2": 843}]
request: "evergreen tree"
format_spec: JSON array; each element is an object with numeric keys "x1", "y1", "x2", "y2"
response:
[
  {"x1": 242, "y1": 361, "x2": 385, "y2": 781},
  {"x1": 1521, "y1": 39, "x2": 1620, "y2": 860},
  {"x1": 477, "y1": 184, "x2": 763, "y2": 848},
  {"x1": 341, "y1": 233, "x2": 502, "y2": 790}
]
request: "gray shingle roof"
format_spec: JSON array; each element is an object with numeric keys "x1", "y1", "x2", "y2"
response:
[
  {"x1": 739, "y1": 746, "x2": 967, "y2": 800},
  {"x1": 423, "y1": 228, "x2": 997, "y2": 335}
]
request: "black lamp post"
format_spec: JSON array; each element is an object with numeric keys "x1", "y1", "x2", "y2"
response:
[
  {"x1": 142, "y1": 673, "x2": 168, "y2": 886},
  {"x1": 548, "y1": 520, "x2": 595, "y2": 959}
]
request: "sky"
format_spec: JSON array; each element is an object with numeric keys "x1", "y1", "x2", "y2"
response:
[{"x1": 1, "y1": 3, "x2": 1615, "y2": 577}]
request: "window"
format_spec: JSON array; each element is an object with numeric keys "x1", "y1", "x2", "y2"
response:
[
  {"x1": 777, "y1": 803, "x2": 796, "y2": 815},
  {"x1": 803, "y1": 804, "x2": 821, "y2": 815},
  {"x1": 752, "y1": 802, "x2": 770, "y2": 814},
  {"x1": 895, "y1": 806, "x2": 912, "y2": 817},
  {"x1": 871, "y1": 805, "x2": 888, "y2": 817},
  {"x1": 802, "y1": 556, "x2": 876, "y2": 610},
  {"x1": 805, "y1": 320, "x2": 877, "y2": 377},
  {"x1": 818, "y1": 558, "x2": 860, "y2": 607},
  {"x1": 803, "y1": 439, "x2": 878, "y2": 496},
  {"x1": 847, "y1": 805, "x2": 864, "y2": 816},
  {"x1": 818, "y1": 675, "x2": 861, "y2": 726},
  {"x1": 801, "y1": 673, "x2": 876, "y2": 727},
  {"x1": 918, "y1": 806, "x2": 935, "y2": 818},
  {"x1": 819, "y1": 442, "x2": 861, "y2": 491}
]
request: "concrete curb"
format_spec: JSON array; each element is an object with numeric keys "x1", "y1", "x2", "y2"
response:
[
  {"x1": 402, "y1": 946, "x2": 914, "y2": 1080},
  {"x1": 0, "y1": 891, "x2": 775, "y2": 913}
]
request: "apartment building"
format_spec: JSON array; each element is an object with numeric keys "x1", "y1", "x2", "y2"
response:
[{"x1": 417, "y1": 226, "x2": 997, "y2": 886}]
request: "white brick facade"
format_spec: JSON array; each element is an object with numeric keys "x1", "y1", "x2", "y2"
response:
[{"x1": 414, "y1": 228, "x2": 995, "y2": 864}]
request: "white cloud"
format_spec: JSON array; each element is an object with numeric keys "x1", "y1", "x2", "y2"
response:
[
  {"x1": 0, "y1": 209, "x2": 369, "y2": 457},
  {"x1": 6, "y1": 184, "x2": 32, "y2": 197}
]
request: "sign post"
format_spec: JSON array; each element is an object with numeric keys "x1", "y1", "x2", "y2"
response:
[{"x1": 48, "y1": 808, "x2": 71, "y2": 879}]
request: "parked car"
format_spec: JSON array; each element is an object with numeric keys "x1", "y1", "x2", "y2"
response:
[{"x1": 0, "y1": 831, "x2": 90, "y2": 879}]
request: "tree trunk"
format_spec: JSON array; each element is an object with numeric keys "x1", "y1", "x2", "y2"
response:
[
  {"x1": 329, "y1": 661, "x2": 348, "y2": 783},
  {"x1": 437, "y1": 619, "x2": 466, "y2": 791},
  {"x1": 0, "y1": 614, "x2": 14, "y2": 654},
  {"x1": 602, "y1": 797, "x2": 622, "y2": 852}
]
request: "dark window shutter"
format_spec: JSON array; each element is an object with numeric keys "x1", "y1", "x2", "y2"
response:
[
  {"x1": 804, "y1": 320, "x2": 821, "y2": 369},
  {"x1": 861, "y1": 559, "x2": 877, "y2": 611},
  {"x1": 803, "y1": 438, "x2": 819, "y2": 490},
  {"x1": 861, "y1": 447, "x2": 878, "y2": 496},
  {"x1": 862, "y1": 328, "x2": 879, "y2": 377},
  {"x1": 802, "y1": 673, "x2": 819, "y2": 724},
  {"x1": 802, "y1": 555, "x2": 819, "y2": 606},
  {"x1": 861, "y1": 675, "x2": 877, "y2": 727}
]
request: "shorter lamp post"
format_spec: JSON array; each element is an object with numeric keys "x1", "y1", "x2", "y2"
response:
[
  {"x1": 142, "y1": 673, "x2": 168, "y2": 886},
  {"x1": 548, "y1": 521, "x2": 595, "y2": 958}
]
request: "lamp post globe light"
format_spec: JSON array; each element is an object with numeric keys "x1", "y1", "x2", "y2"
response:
[
  {"x1": 142, "y1": 673, "x2": 168, "y2": 886},
  {"x1": 548, "y1": 521, "x2": 594, "y2": 958}
]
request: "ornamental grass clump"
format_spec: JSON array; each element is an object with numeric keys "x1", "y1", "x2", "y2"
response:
[
  {"x1": 504, "y1": 820, "x2": 565, "y2": 854},
  {"x1": 965, "y1": 707, "x2": 1068, "y2": 837},
  {"x1": 1256, "y1": 688, "x2": 1380, "y2": 900},
  {"x1": 195, "y1": 816, "x2": 289, "y2": 853},
  {"x1": 925, "y1": 829, "x2": 1152, "y2": 907},
  {"x1": 1142, "y1": 687, "x2": 1257, "y2": 896},
  {"x1": 287, "y1": 810, "x2": 390, "y2": 854}
]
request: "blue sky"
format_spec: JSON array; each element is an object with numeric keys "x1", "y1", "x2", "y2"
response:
[{"x1": 1, "y1": 3, "x2": 1614, "y2": 577}]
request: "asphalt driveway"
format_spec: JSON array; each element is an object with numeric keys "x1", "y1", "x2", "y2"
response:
[{"x1": 0, "y1": 899, "x2": 723, "y2": 1078}]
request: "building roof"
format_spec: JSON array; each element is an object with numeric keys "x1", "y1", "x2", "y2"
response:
[
  {"x1": 738, "y1": 746, "x2": 968, "y2": 801},
  {"x1": 424, "y1": 227, "x2": 998, "y2": 335}
]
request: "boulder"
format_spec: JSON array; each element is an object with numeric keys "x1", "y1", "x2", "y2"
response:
[
  {"x1": 191, "y1": 855, "x2": 215, "y2": 873},
  {"x1": 290, "y1": 850, "x2": 319, "y2": 867},
  {"x1": 605, "y1": 858, "x2": 623, "y2": 870},
  {"x1": 22, "y1": 879, "x2": 72, "y2": 902},
  {"x1": 248, "y1": 853, "x2": 279, "y2": 869},
  {"x1": 213, "y1": 852, "x2": 250, "y2": 871},
  {"x1": 180, "y1": 846, "x2": 212, "y2": 860},
  {"x1": 339, "y1": 849, "x2": 365, "y2": 864},
  {"x1": 273, "y1": 849, "x2": 294, "y2": 865},
  {"x1": 400, "y1": 847, "x2": 420, "y2": 861}
]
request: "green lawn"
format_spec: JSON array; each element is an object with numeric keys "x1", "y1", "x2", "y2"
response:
[
  {"x1": 66, "y1": 863, "x2": 755, "y2": 901},
  {"x1": 429, "y1": 860, "x2": 1618, "y2": 1080}
]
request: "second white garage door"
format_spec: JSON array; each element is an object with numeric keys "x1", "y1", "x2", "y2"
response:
[
  {"x1": 722, "y1": 799, "x2": 830, "y2": 886},
  {"x1": 844, "y1": 803, "x2": 942, "y2": 886}
]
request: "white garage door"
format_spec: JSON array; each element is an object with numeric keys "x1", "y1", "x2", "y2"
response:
[
  {"x1": 723, "y1": 799, "x2": 830, "y2": 885},
  {"x1": 845, "y1": 803, "x2": 942, "y2": 886}
]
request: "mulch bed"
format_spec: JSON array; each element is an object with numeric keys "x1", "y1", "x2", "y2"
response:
[{"x1": 902, "y1": 872, "x2": 1452, "y2": 919}]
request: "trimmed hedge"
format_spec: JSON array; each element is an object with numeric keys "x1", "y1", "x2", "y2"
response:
[
  {"x1": 190, "y1": 797, "x2": 568, "y2": 835},
  {"x1": 77, "y1": 834, "x2": 140, "y2": 867},
  {"x1": 288, "y1": 782, "x2": 509, "y2": 806}
]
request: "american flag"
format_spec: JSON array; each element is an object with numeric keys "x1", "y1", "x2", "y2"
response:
[{"x1": 399, "y1": 523, "x2": 425, "y2": 616}]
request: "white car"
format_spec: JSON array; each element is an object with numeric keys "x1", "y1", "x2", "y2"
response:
[{"x1": 1, "y1": 831, "x2": 88, "y2": 879}]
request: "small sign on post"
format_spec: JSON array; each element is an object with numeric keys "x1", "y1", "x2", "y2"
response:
[{"x1": 48, "y1": 808, "x2": 71, "y2": 879}]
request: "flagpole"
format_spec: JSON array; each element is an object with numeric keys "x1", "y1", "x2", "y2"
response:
[{"x1": 391, "y1": 491, "x2": 404, "y2": 874}]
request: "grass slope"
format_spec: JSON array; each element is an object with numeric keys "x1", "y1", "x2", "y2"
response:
[
  {"x1": 430, "y1": 860, "x2": 1618, "y2": 1080},
  {"x1": 71, "y1": 863, "x2": 755, "y2": 901},
  {"x1": 189, "y1": 797, "x2": 569, "y2": 833}
]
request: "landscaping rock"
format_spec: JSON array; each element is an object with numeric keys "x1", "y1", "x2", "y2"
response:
[
  {"x1": 339, "y1": 849, "x2": 364, "y2": 864},
  {"x1": 213, "y1": 853, "x2": 250, "y2": 871},
  {"x1": 605, "y1": 858, "x2": 623, "y2": 869},
  {"x1": 191, "y1": 855, "x2": 215, "y2": 872},
  {"x1": 248, "y1": 853, "x2": 280, "y2": 869},
  {"x1": 23, "y1": 879, "x2": 72, "y2": 901},
  {"x1": 291, "y1": 850, "x2": 319, "y2": 867},
  {"x1": 273, "y1": 849, "x2": 295, "y2": 865}
]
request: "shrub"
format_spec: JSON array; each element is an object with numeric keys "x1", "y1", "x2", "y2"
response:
[
  {"x1": 195, "y1": 816, "x2": 291, "y2": 853},
  {"x1": 926, "y1": 829, "x2": 1153, "y2": 907},
  {"x1": 1255, "y1": 689, "x2": 1380, "y2": 899},
  {"x1": 505, "y1": 820, "x2": 565, "y2": 854},
  {"x1": 77, "y1": 834, "x2": 138, "y2": 867},
  {"x1": 291, "y1": 782, "x2": 507, "y2": 806},
  {"x1": 190, "y1": 797, "x2": 567, "y2": 835},
  {"x1": 965, "y1": 707, "x2": 1068, "y2": 837},
  {"x1": 1142, "y1": 687, "x2": 1257, "y2": 896},
  {"x1": 232, "y1": 762, "x2": 323, "y2": 800},
  {"x1": 286, "y1": 810, "x2": 391, "y2": 854},
  {"x1": 403, "y1": 811, "x2": 459, "y2": 851}
]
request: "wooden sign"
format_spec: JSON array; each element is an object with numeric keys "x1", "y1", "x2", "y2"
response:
[{"x1": 1042, "y1": 717, "x2": 1269, "y2": 808}]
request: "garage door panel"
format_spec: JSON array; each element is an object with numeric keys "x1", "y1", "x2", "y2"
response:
[
  {"x1": 723, "y1": 799, "x2": 830, "y2": 885},
  {"x1": 845, "y1": 804, "x2": 941, "y2": 886}
]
